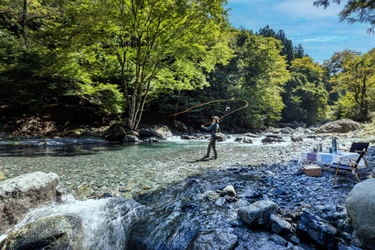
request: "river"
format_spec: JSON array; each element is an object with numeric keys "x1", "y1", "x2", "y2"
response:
[{"x1": 0, "y1": 135, "x2": 318, "y2": 249}]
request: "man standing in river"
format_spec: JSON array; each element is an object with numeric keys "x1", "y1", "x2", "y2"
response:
[{"x1": 201, "y1": 116, "x2": 220, "y2": 159}]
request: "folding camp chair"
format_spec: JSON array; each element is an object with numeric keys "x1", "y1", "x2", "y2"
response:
[
  {"x1": 332, "y1": 149, "x2": 367, "y2": 184},
  {"x1": 347, "y1": 142, "x2": 370, "y2": 168}
]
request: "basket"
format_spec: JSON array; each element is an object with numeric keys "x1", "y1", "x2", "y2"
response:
[{"x1": 303, "y1": 165, "x2": 322, "y2": 177}]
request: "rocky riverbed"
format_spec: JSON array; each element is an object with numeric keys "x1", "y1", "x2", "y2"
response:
[{"x1": 1, "y1": 127, "x2": 375, "y2": 249}]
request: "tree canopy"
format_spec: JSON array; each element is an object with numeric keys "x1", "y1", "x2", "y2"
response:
[
  {"x1": 1, "y1": 1, "x2": 374, "y2": 135},
  {"x1": 282, "y1": 57, "x2": 329, "y2": 125},
  {"x1": 64, "y1": 0, "x2": 233, "y2": 130},
  {"x1": 326, "y1": 49, "x2": 375, "y2": 121}
]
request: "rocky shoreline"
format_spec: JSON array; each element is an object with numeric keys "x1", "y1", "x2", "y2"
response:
[{"x1": 1, "y1": 120, "x2": 375, "y2": 249}]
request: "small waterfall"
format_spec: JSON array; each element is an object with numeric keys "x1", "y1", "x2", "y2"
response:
[{"x1": 0, "y1": 195, "x2": 148, "y2": 249}]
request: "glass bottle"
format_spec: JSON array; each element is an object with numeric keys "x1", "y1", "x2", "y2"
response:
[{"x1": 332, "y1": 137, "x2": 337, "y2": 154}]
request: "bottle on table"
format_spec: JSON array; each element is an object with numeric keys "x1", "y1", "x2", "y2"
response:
[{"x1": 332, "y1": 137, "x2": 337, "y2": 154}]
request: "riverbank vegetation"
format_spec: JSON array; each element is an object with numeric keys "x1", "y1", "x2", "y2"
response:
[{"x1": 0, "y1": 0, "x2": 375, "y2": 136}]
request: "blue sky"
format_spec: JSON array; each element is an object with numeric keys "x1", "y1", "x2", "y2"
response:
[{"x1": 226, "y1": 0, "x2": 374, "y2": 64}]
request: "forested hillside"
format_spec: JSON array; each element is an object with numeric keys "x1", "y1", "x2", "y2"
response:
[{"x1": 0, "y1": 0, "x2": 374, "y2": 136}]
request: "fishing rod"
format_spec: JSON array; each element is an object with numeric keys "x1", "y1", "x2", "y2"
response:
[{"x1": 169, "y1": 98, "x2": 249, "y2": 125}]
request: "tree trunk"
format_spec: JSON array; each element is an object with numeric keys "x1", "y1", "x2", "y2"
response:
[
  {"x1": 126, "y1": 96, "x2": 136, "y2": 130},
  {"x1": 360, "y1": 75, "x2": 368, "y2": 121},
  {"x1": 22, "y1": 0, "x2": 28, "y2": 49}
]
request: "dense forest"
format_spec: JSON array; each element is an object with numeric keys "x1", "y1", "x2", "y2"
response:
[{"x1": 0, "y1": 0, "x2": 374, "y2": 136}]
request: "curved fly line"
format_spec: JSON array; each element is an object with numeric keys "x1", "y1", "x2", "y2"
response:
[{"x1": 169, "y1": 98, "x2": 249, "y2": 125}]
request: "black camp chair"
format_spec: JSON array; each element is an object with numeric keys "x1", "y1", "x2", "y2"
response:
[
  {"x1": 332, "y1": 149, "x2": 367, "y2": 184},
  {"x1": 347, "y1": 142, "x2": 370, "y2": 168}
]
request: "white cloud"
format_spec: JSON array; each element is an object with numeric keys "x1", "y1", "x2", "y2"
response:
[
  {"x1": 273, "y1": 0, "x2": 341, "y2": 19},
  {"x1": 298, "y1": 36, "x2": 347, "y2": 43}
]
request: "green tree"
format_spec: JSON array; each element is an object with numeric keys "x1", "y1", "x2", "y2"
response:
[
  {"x1": 0, "y1": 0, "x2": 68, "y2": 109},
  {"x1": 60, "y1": 0, "x2": 232, "y2": 130},
  {"x1": 294, "y1": 44, "x2": 305, "y2": 59},
  {"x1": 282, "y1": 57, "x2": 329, "y2": 125},
  {"x1": 257, "y1": 25, "x2": 306, "y2": 66},
  {"x1": 0, "y1": 0, "x2": 63, "y2": 49},
  {"x1": 159, "y1": 28, "x2": 290, "y2": 130},
  {"x1": 328, "y1": 49, "x2": 375, "y2": 121},
  {"x1": 313, "y1": 0, "x2": 375, "y2": 34},
  {"x1": 231, "y1": 29, "x2": 290, "y2": 128}
]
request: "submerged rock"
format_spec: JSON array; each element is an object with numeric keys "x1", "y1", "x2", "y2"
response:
[{"x1": 0, "y1": 214, "x2": 84, "y2": 250}]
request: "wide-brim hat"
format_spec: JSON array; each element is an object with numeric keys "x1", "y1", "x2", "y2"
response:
[{"x1": 212, "y1": 116, "x2": 220, "y2": 122}]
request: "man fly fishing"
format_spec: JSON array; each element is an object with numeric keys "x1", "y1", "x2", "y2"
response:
[
  {"x1": 169, "y1": 98, "x2": 248, "y2": 160},
  {"x1": 201, "y1": 116, "x2": 220, "y2": 160}
]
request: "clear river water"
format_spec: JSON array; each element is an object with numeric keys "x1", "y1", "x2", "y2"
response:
[{"x1": 0, "y1": 135, "x2": 306, "y2": 249}]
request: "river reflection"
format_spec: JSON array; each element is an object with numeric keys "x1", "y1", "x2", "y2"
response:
[
  {"x1": 0, "y1": 137, "x2": 210, "y2": 157},
  {"x1": 0, "y1": 134, "x2": 289, "y2": 157}
]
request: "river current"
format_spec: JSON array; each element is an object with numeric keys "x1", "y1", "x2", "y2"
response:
[
  {"x1": 0, "y1": 136, "x2": 294, "y2": 198},
  {"x1": 0, "y1": 135, "x2": 309, "y2": 249}
]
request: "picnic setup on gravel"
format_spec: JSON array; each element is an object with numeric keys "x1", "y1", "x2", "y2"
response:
[{"x1": 298, "y1": 139, "x2": 370, "y2": 183}]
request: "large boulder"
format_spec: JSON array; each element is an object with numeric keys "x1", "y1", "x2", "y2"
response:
[
  {"x1": 174, "y1": 120, "x2": 188, "y2": 133},
  {"x1": 153, "y1": 124, "x2": 172, "y2": 138},
  {"x1": 138, "y1": 125, "x2": 171, "y2": 140},
  {"x1": 0, "y1": 214, "x2": 84, "y2": 250},
  {"x1": 102, "y1": 123, "x2": 126, "y2": 141},
  {"x1": 0, "y1": 172, "x2": 59, "y2": 234},
  {"x1": 238, "y1": 200, "x2": 279, "y2": 227},
  {"x1": 315, "y1": 119, "x2": 360, "y2": 133},
  {"x1": 345, "y1": 179, "x2": 375, "y2": 249}
]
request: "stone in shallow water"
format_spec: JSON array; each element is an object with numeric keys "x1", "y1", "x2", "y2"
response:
[{"x1": 0, "y1": 214, "x2": 84, "y2": 250}]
